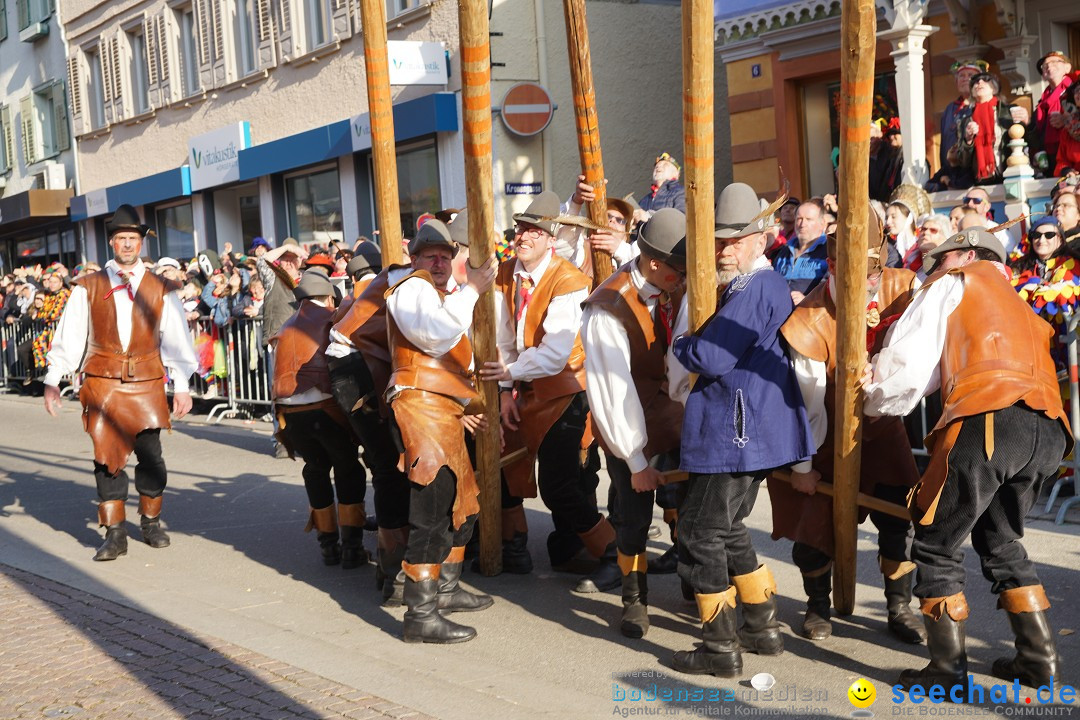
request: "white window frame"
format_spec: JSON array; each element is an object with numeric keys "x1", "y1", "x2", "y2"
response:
[
  {"x1": 127, "y1": 25, "x2": 152, "y2": 114},
  {"x1": 0, "y1": 104, "x2": 14, "y2": 172},
  {"x1": 303, "y1": 0, "x2": 332, "y2": 50},
  {"x1": 386, "y1": 0, "x2": 418, "y2": 18},
  {"x1": 86, "y1": 47, "x2": 107, "y2": 129},
  {"x1": 176, "y1": 4, "x2": 200, "y2": 97},
  {"x1": 235, "y1": 0, "x2": 259, "y2": 76}
]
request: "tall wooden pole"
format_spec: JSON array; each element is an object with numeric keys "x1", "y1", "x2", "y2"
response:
[
  {"x1": 682, "y1": 0, "x2": 716, "y2": 335},
  {"x1": 459, "y1": 0, "x2": 502, "y2": 575},
  {"x1": 562, "y1": 0, "x2": 612, "y2": 286},
  {"x1": 832, "y1": 0, "x2": 876, "y2": 615},
  {"x1": 359, "y1": 0, "x2": 403, "y2": 267}
]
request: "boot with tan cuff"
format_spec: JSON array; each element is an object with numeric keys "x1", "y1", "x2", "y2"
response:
[
  {"x1": 881, "y1": 556, "x2": 925, "y2": 644},
  {"x1": 402, "y1": 562, "x2": 477, "y2": 644},
  {"x1": 306, "y1": 505, "x2": 340, "y2": 566},
  {"x1": 898, "y1": 593, "x2": 969, "y2": 691},
  {"x1": 733, "y1": 564, "x2": 784, "y2": 655},
  {"x1": 672, "y1": 587, "x2": 742, "y2": 677},
  {"x1": 138, "y1": 495, "x2": 170, "y2": 549},
  {"x1": 573, "y1": 517, "x2": 621, "y2": 594},
  {"x1": 991, "y1": 585, "x2": 1060, "y2": 688},
  {"x1": 618, "y1": 551, "x2": 649, "y2": 638},
  {"x1": 94, "y1": 499, "x2": 128, "y2": 562},
  {"x1": 337, "y1": 502, "x2": 369, "y2": 570},
  {"x1": 437, "y1": 547, "x2": 494, "y2": 613}
]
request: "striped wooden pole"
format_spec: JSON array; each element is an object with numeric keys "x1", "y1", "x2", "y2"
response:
[
  {"x1": 359, "y1": 0, "x2": 403, "y2": 267},
  {"x1": 562, "y1": 0, "x2": 612, "y2": 285},
  {"x1": 832, "y1": 0, "x2": 877, "y2": 616},
  {"x1": 459, "y1": 0, "x2": 502, "y2": 575},
  {"x1": 682, "y1": 0, "x2": 716, "y2": 336}
]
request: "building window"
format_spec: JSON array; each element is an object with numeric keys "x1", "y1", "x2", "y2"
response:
[
  {"x1": 236, "y1": 0, "x2": 258, "y2": 75},
  {"x1": 17, "y1": 0, "x2": 51, "y2": 32},
  {"x1": 304, "y1": 0, "x2": 331, "y2": 49},
  {"x1": 156, "y1": 202, "x2": 196, "y2": 260},
  {"x1": 286, "y1": 166, "x2": 342, "y2": 247},
  {"x1": 87, "y1": 49, "x2": 107, "y2": 129},
  {"x1": 178, "y1": 5, "x2": 199, "y2": 95},
  {"x1": 129, "y1": 28, "x2": 151, "y2": 113},
  {"x1": 386, "y1": 0, "x2": 419, "y2": 18},
  {"x1": 20, "y1": 81, "x2": 69, "y2": 165},
  {"x1": 1, "y1": 0, "x2": 8, "y2": 41},
  {"x1": 0, "y1": 105, "x2": 13, "y2": 172},
  {"x1": 395, "y1": 141, "x2": 441, "y2": 239}
]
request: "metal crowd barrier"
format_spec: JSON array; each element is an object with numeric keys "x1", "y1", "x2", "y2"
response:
[
  {"x1": 1043, "y1": 313, "x2": 1080, "y2": 524},
  {"x1": 0, "y1": 318, "x2": 78, "y2": 395}
]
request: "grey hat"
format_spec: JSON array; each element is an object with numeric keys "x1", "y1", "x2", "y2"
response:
[
  {"x1": 408, "y1": 219, "x2": 458, "y2": 257},
  {"x1": 347, "y1": 241, "x2": 382, "y2": 277},
  {"x1": 638, "y1": 208, "x2": 687, "y2": 269},
  {"x1": 714, "y1": 183, "x2": 770, "y2": 239},
  {"x1": 927, "y1": 227, "x2": 1006, "y2": 264},
  {"x1": 448, "y1": 208, "x2": 470, "y2": 247},
  {"x1": 512, "y1": 191, "x2": 561, "y2": 236},
  {"x1": 295, "y1": 270, "x2": 337, "y2": 300}
]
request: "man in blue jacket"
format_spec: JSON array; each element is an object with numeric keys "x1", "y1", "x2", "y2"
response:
[{"x1": 670, "y1": 182, "x2": 814, "y2": 677}]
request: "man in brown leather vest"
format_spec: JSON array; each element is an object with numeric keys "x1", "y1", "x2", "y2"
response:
[
  {"x1": 581, "y1": 208, "x2": 690, "y2": 639},
  {"x1": 386, "y1": 220, "x2": 497, "y2": 643},
  {"x1": 43, "y1": 204, "x2": 197, "y2": 561},
  {"x1": 478, "y1": 192, "x2": 614, "y2": 592},
  {"x1": 776, "y1": 224, "x2": 924, "y2": 645},
  {"x1": 864, "y1": 228, "x2": 1072, "y2": 693},
  {"x1": 271, "y1": 271, "x2": 368, "y2": 568}
]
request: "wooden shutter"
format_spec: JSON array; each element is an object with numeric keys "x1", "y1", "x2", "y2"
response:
[
  {"x1": 0, "y1": 106, "x2": 14, "y2": 171},
  {"x1": 194, "y1": 0, "x2": 214, "y2": 89},
  {"x1": 255, "y1": 0, "x2": 276, "y2": 69},
  {"x1": 20, "y1": 95, "x2": 38, "y2": 165},
  {"x1": 144, "y1": 14, "x2": 160, "y2": 109},
  {"x1": 331, "y1": 0, "x2": 351, "y2": 40},
  {"x1": 15, "y1": 0, "x2": 28, "y2": 31},
  {"x1": 67, "y1": 52, "x2": 85, "y2": 136},
  {"x1": 211, "y1": 0, "x2": 232, "y2": 84},
  {"x1": 99, "y1": 38, "x2": 114, "y2": 124},
  {"x1": 109, "y1": 34, "x2": 127, "y2": 121},
  {"x1": 0, "y1": 0, "x2": 8, "y2": 42},
  {"x1": 156, "y1": 12, "x2": 179, "y2": 104},
  {"x1": 52, "y1": 81, "x2": 70, "y2": 152},
  {"x1": 277, "y1": 0, "x2": 293, "y2": 60}
]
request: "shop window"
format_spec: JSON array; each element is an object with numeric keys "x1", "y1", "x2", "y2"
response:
[
  {"x1": 156, "y1": 203, "x2": 196, "y2": 260},
  {"x1": 395, "y1": 141, "x2": 441, "y2": 238},
  {"x1": 286, "y1": 166, "x2": 343, "y2": 248},
  {"x1": 128, "y1": 27, "x2": 151, "y2": 114},
  {"x1": 0, "y1": 105, "x2": 13, "y2": 172},
  {"x1": 86, "y1": 49, "x2": 107, "y2": 129},
  {"x1": 19, "y1": 80, "x2": 69, "y2": 165}
]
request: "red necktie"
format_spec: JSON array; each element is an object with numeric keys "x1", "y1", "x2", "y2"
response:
[
  {"x1": 105, "y1": 269, "x2": 135, "y2": 301},
  {"x1": 651, "y1": 292, "x2": 674, "y2": 346},
  {"x1": 516, "y1": 275, "x2": 534, "y2": 323},
  {"x1": 903, "y1": 244, "x2": 923, "y2": 273}
]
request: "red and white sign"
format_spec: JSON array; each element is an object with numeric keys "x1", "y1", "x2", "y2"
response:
[{"x1": 500, "y1": 82, "x2": 554, "y2": 137}]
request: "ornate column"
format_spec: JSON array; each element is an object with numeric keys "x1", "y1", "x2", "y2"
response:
[
  {"x1": 878, "y1": 23, "x2": 938, "y2": 186},
  {"x1": 989, "y1": 34, "x2": 1039, "y2": 97}
]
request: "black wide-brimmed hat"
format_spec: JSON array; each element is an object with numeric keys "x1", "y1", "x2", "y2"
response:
[
  {"x1": 638, "y1": 208, "x2": 687, "y2": 270},
  {"x1": 106, "y1": 204, "x2": 150, "y2": 238}
]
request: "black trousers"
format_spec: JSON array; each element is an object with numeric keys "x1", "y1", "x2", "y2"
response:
[
  {"x1": 537, "y1": 392, "x2": 601, "y2": 536},
  {"x1": 279, "y1": 408, "x2": 366, "y2": 510},
  {"x1": 95, "y1": 429, "x2": 167, "y2": 503},
  {"x1": 792, "y1": 483, "x2": 914, "y2": 573},
  {"x1": 608, "y1": 451, "x2": 680, "y2": 556},
  {"x1": 913, "y1": 405, "x2": 1067, "y2": 599},
  {"x1": 404, "y1": 466, "x2": 477, "y2": 565},
  {"x1": 329, "y1": 354, "x2": 409, "y2": 528},
  {"x1": 677, "y1": 471, "x2": 765, "y2": 594}
]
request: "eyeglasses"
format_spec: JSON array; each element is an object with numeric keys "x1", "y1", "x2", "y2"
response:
[
  {"x1": 606, "y1": 213, "x2": 627, "y2": 227},
  {"x1": 962, "y1": 196, "x2": 987, "y2": 205},
  {"x1": 516, "y1": 225, "x2": 544, "y2": 238},
  {"x1": 1032, "y1": 231, "x2": 1061, "y2": 240},
  {"x1": 1056, "y1": 202, "x2": 1078, "y2": 211},
  {"x1": 921, "y1": 227, "x2": 942, "y2": 234}
]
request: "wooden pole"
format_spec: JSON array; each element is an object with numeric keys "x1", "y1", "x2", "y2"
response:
[
  {"x1": 459, "y1": 0, "x2": 502, "y2": 575},
  {"x1": 359, "y1": 0, "x2": 403, "y2": 267},
  {"x1": 832, "y1": 0, "x2": 877, "y2": 615},
  {"x1": 682, "y1": 0, "x2": 716, "y2": 335},
  {"x1": 562, "y1": 0, "x2": 613, "y2": 286}
]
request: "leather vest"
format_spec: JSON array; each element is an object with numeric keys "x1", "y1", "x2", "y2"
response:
[
  {"x1": 494, "y1": 255, "x2": 590, "y2": 401},
  {"x1": 386, "y1": 270, "x2": 478, "y2": 402},
  {"x1": 583, "y1": 264, "x2": 684, "y2": 455},
  {"x1": 77, "y1": 269, "x2": 169, "y2": 382},
  {"x1": 331, "y1": 267, "x2": 404, "y2": 370},
  {"x1": 271, "y1": 301, "x2": 334, "y2": 400},
  {"x1": 932, "y1": 261, "x2": 1068, "y2": 435}
]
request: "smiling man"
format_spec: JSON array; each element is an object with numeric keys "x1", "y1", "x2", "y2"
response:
[{"x1": 43, "y1": 204, "x2": 197, "y2": 561}]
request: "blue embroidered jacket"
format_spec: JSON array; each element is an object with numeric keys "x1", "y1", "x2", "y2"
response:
[{"x1": 673, "y1": 266, "x2": 813, "y2": 474}]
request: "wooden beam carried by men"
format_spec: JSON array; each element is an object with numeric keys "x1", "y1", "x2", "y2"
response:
[
  {"x1": 359, "y1": 0, "x2": 404, "y2": 266},
  {"x1": 563, "y1": 0, "x2": 613, "y2": 286},
  {"x1": 832, "y1": 0, "x2": 877, "y2": 615},
  {"x1": 458, "y1": 0, "x2": 503, "y2": 575}
]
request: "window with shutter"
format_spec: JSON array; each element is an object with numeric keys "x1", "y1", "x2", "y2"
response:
[
  {"x1": 109, "y1": 34, "x2": 127, "y2": 120},
  {"x1": 51, "y1": 80, "x2": 69, "y2": 152},
  {"x1": 144, "y1": 14, "x2": 160, "y2": 109},
  {"x1": 67, "y1": 53, "x2": 85, "y2": 136},
  {"x1": 87, "y1": 48, "x2": 107, "y2": 129},
  {"x1": 255, "y1": 0, "x2": 276, "y2": 69},
  {"x1": 211, "y1": 0, "x2": 232, "y2": 84},
  {"x1": 0, "y1": 0, "x2": 8, "y2": 41},
  {"x1": 157, "y1": 12, "x2": 179, "y2": 104},
  {"x1": 177, "y1": 6, "x2": 200, "y2": 97},
  {"x1": 194, "y1": 0, "x2": 214, "y2": 89},
  {"x1": 20, "y1": 95, "x2": 38, "y2": 165},
  {"x1": 277, "y1": 0, "x2": 294, "y2": 61},
  {"x1": 98, "y1": 38, "x2": 114, "y2": 124},
  {"x1": 129, "y1": 28, "x2": 151, "y2": 114},
  {"x1": 0, "y1": 106, "x2": 12, "y2": 172}
]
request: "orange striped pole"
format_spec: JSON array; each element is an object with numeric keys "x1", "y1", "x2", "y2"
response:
[
  {"x1": 359, "y1": 0, "x2": 403, "y2": 266},
  {"x1": 682, "y1": 0, "x2": 716, "y2": 335},
  {"x1": 563, "y1": 0, "x2": 612, "y2": 286},
  {"x1": 459, "y1": 0, "x2": 502, "y2": 575},
  {"x1": 832, "y1": 0, "x2": 877, "y2": 615}
]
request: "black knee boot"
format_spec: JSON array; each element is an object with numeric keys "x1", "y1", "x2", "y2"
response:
[
  {"x1": 672, "y1": 589, "x2": 742, "y2": 677},
  {"x1": 991, "y1": 586, "x2": 1060, "y2": 689},
  {"x1": 337, "y1": 503, "x2": 369, "y2": 570},
  {"x1": 800, "y1": 569, "x2": 833, "y2": 641},
  {"x1": 898, "y1": 594, "x2": 968, "y2": 691},
  {"x1": 884, "y1": 570, "x2": 926, "y2": 644},
  {"x1": 619, "y1": 553, "x2": 649, "y2": 638},
  {"x1": 138, "y1": 495, "x2": 170, "y2": 549},
  {"x1": 733, "y1": 565, "x2": 784, "y2": 655},
  {"x1": 94, "y1": 500, "x2": 128, "y2": 561},
  {"x1": 437, "y1": 547, "x2": 494, "y2": 613},
  {"x1": 402, "y1": 564, "x2": 476, "y2": 644},
  {"x1": 307, "y1": 505, "x2": 340, "y2": 566}
]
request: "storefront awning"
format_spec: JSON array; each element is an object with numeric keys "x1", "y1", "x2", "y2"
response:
[
  {"x1": 0, "y1": 188, "x2": 74, "y2": 234},
  {"x1": 71, "y1": 167, "x2": 192, "y2": 221}
]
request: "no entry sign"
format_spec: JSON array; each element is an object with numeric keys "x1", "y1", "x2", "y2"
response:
[{"x1": 500, "y1": 82, "x2": 554, "y2": 137}]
